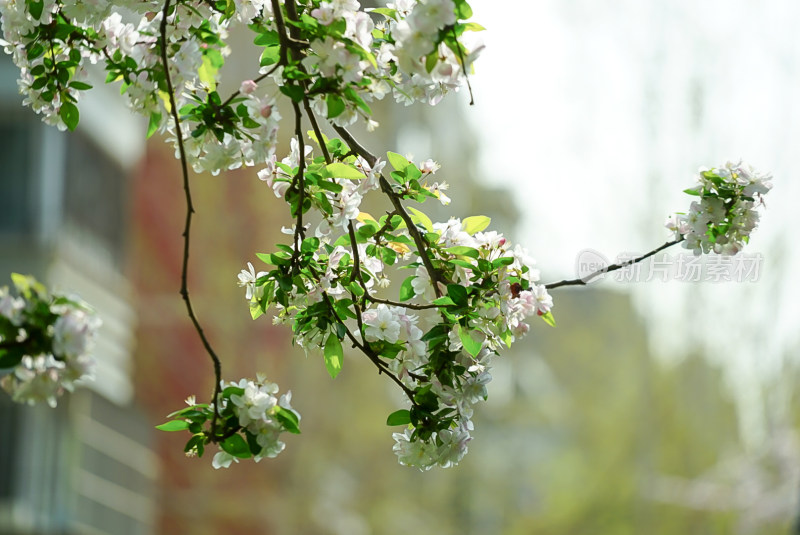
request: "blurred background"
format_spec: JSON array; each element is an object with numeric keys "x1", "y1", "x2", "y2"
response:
[{"x1": 1, "y1": 0, "x2": 799, "y2": 533}]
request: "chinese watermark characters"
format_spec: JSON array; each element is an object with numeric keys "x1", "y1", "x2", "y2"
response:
[{"x1": 575, "y1": 249, "x2": 763, "y2": 284}]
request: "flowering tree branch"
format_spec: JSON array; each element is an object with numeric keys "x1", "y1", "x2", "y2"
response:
[
  {"x1": 0, "y1": 0, "x2": 772, "y2": 472},
  {"x1": 159, "y1": 0, "x2": 224, "y2": 438}
]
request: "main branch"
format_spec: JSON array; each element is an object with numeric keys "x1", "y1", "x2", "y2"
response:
[{"x1": 159, "y1": 0, "x2": 223, "y2": 437}]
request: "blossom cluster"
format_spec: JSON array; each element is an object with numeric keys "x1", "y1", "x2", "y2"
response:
[
  {"x1": 240, "y1": 142, "x2": 554, "y2": 469},
  {"x1": 158, "y1": 375, "x2": 301, "y2": 468},
  {"x1": 666, "y1": 160, "x2": 772, "y2": 256},
  {"x1": 0, "y1": 274, "x2": 100, "y2": 408},
  {"x1": 0, "y1": 0, "x2": 483, "y2": 175}
]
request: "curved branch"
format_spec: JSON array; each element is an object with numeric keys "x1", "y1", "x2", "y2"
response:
[
  {"x1": 159, "y1": 0, "x2": 224, "y2": 438},
  {"x1": 544, "y1": 237, "x2": 685, "y2": 290},
  {"x1": 330, "y1": 125, "x2": 446, "y2": 298}
]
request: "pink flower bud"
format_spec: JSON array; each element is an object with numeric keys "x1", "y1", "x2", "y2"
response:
[
  {"x1": 260, "y1": 105, "x2": 273, "y2": 119},
  {"x1": 240, "y1": 79, "x2": 258, "y2": 95}
]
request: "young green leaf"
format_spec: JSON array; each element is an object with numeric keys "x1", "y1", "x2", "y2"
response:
[
  {"x1": 399, "y1": 276, "x2": 416, "y2": 301},
  {"x1": 326, "y1": 162, "x2": 365, "y2": 180},
  {"x1": 462, "y1": 215, "x2": 491, "y2": 235},
  {"x1": 541, "y1": 311, "x2": 557, "y2": 327},
  {"x1": 146, "y1": 112, "x2": 162, "y2": 139},
  {"x1": 386, "y1": 409, "x2": 411, "y2": 426},
  {"x1": 324, "y1": 334, "x2": 344, "y2": 378},
  {"x1": 386, "y1": 151, "x2": 411, "y2": 171},
  {"x1": 275, "y1": 407, "x2": 301, "y2": 434},
  {"x1": 155, "y1": 420, "x2": 190, "y2": 432},
  {"x1": 458, "y1": 325, "x2": 482, "y2": 357},
  {"x1": 406, "y1": 206, "x2": 433, "y2": 232},
  {"x1": 326, "y1": 93, "x2": 346, "y2": 118}
]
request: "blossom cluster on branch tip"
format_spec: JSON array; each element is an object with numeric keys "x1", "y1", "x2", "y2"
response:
[
  {"x1": 666, "y1": 160, "x2": 772, "y2": 256},
  {"x1": 157, "y1": 374, "x2": 301, "y2": 468},
  {"x1": 0, "y1": 274, "x2": 100, "y2": 408}
]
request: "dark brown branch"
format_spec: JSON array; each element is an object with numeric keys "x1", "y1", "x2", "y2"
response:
[
  {"x1": 544, "y1": 237, "x2": 685, "y2": 290},
  {"x1": 364, "y1": 295, "x2": 440, "y2": 310},
  {"x1": 290, "y1": 99, "x2": 307, "y2": 257},
  {"x1": 331, "y1": 125, "x2": 446, "y2": 298},
  {"x1": 159, "y1": 0, "x2": 223, "y2": 438},
  {"x1": 323, "y1": 293, "x2": 415, "y2": 401},
  {"x1": 303, "y1": 96, "x2": 331, "y2": 163}
]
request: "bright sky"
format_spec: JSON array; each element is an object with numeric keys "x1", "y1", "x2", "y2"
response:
[{"x1": 466, "y1": 0, "x2": 800, "y2": 447}]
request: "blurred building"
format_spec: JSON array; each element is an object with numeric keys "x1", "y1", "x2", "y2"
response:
[{"x1": 0, "y1": 56, "x2": 157, "y2": 534}]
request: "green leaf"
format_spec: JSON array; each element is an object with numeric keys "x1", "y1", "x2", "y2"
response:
[
  {"x1": 406, "y1": 206, "x2": 433, "y2": 232},
  {"x1": 326, "y1": 162, "x2": 364, "y2": 180},
  {"x1": 253, "y1": 30, "x2": 280, "y2": 46},
  {"x1": 541, "y1": 311, "x2": 557, "y2": 328},
  {"x1": 386, "y1": 151, "x2": 411, "y2": 172},
  {"x1": 155, "y1": 420, "x2": 190, "y2": 432},
  {"x1": 425, "y1": 50, "x2": 439, "y2": 73},
  {"x1": 386, "y1": 409, "x2": 411, "y2": 426},
  {"x1": 447, "y1": 284, "x2": 469, "y2": 307},
  {"x1": 301, "y1": 237, "x2": 320, "y2": 254},
  {"x1": 324, "y1": 334, "x2": 343, "y2": 378},
  {"x1": 60, "y1": 102, "x2": 80, "y2": 131},
  {"x1": 146, "y1": 112, "x2": 161, "y2": 139},
  {"x1": 326, "y1": 93, "x2": 346, "y2": 118},
  {"x1": 458, "y1": 325, "x2": 482, "y2": 357},
  {"x1": 249, "y1": 301, "x2": 264, "y2": 320},
  {"x1": 445, "y1": 246, "x2": 479, "y2": 258},
  {"x1": 463, "y1": 22, "x2": 486, "y2": 32},
  {"x1": 462, "y1": 215, "x2": 491, "y2": 235},
  {"x1": 221, "y1": 434, "x2": 251, "y2": 458},
  {"x1": 275, "y1": 406, "x2": 301, "y2": 434},
  {"x1": 492, "y1": 256, "x2": 515, "y2": 268},
  {"x1": 259, "y1": 45, "x2": 281, "y2": 66},
  {"x1": 453, "y1": 0, "x2": 473, "y2": 19},
  {"x1": 68, "y1": 81, "x2": 93, "y2": 91},
  {"x1": 404, "y1": 163, "x2": 422, "y2": 182},
  {"x1": 499, "y1": 329, "x2": 513, "y2": 348},
  {"x1": 433, "y1": 296, "x2": 455, "y2": 306},
  {"x1": 184, "y1": 435, "x2": 205, "y2": 457},
  {"x1": 449, "y1": 259, "x2": 475, "y2": 270},
  {"x1": 369, "y1": 7, "x2": 397, "y2": 19},
  {"x1": 399, "y1": 276, "x2": 416, "y2": 301},
  {"x1": 683, "y1": 187, "x2": 701, "y2": 196},
  {"x1": 27, "y1": 0, "x2": 44, "y2": 20}
]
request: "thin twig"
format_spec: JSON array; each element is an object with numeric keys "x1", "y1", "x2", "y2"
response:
[
  {"x1": 544, "y1": 237, "x2": 685, "y2": 290},
  {"x1": 365, "y1": 295, "x2": 440, "y2": 310},
  {"x1": 159, "y1": 0, "x2": 223, "y2": 438},
  {"x1": 449, "y1": 25, "x2": 474, "y2": 106},
  {"x1": 220, "y1": 64, "x2": 282, "y2": 109}
]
